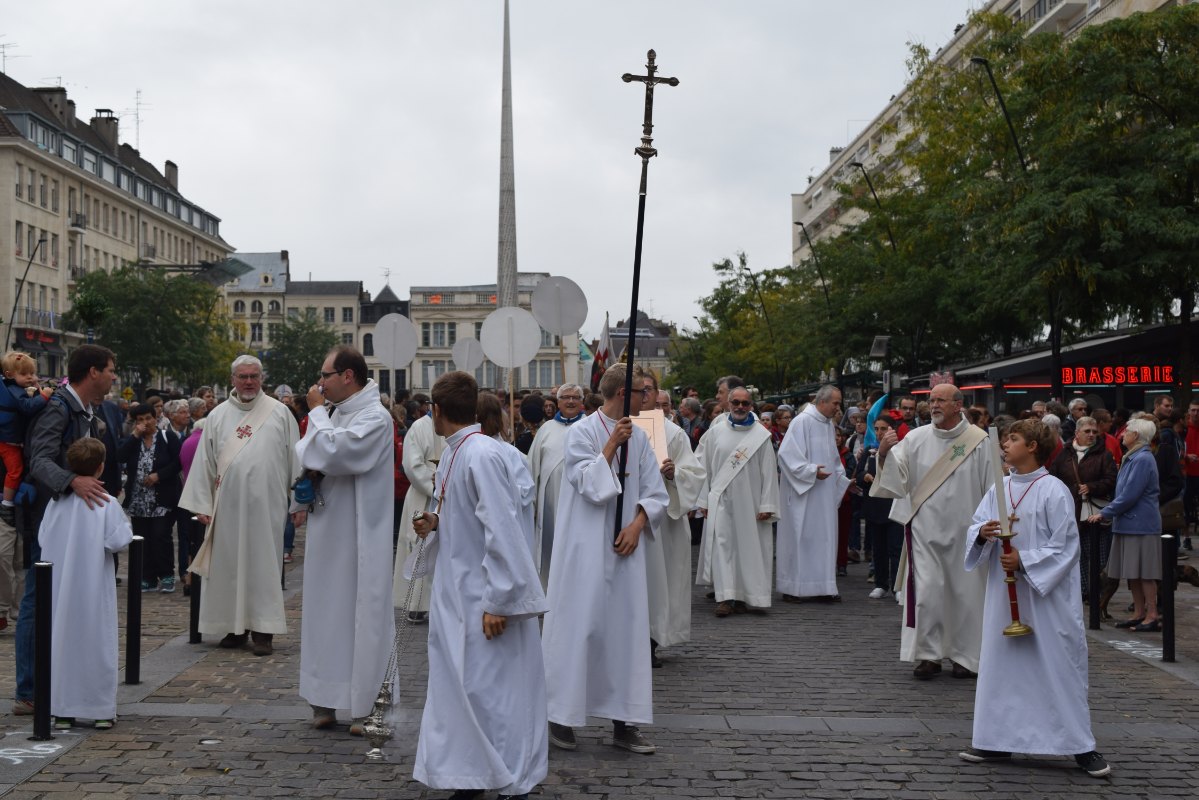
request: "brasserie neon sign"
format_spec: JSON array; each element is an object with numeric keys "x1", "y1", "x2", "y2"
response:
[{"x1": 1062, "y1": 365, "x2": 1173, "y2": 385}]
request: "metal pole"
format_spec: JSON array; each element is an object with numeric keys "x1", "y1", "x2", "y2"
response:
[
  {"x1": 5, "y1": 237, "x2": 47, "y2": 351},
  {"x1": 189, "y1": 573, "x2": 202, "y2": 644},
  {"x1": 1088, "y1": 523, "x2": 1101, "y2": 630},
  {"x1": 849, "y1": 163, "x2": 897, "y2": 253},
  {"x1": 30, "y1": 561, "x2": 53, "y2": 741},
  {"x1": 1162, "y1": 533, "x2": 1176, "y2": 663},
  {"x1": 125, "y1": 535, "x2": 144, "y2": 685}
]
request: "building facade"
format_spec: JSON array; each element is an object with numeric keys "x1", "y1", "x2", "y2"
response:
[
  {"x1": 359, "y1": 284, "x2": 409, "y2": 397},
  {"x1": 1, "y1": 72, "x2": 229, "y2": 376},
  {"x1": 408, "y1": 272, "x2": 579, "y2": 393}
]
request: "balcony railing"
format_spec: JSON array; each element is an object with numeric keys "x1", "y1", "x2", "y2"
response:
[{"x1": 13, "y1": 307, "x2": 61, "y2": 330}]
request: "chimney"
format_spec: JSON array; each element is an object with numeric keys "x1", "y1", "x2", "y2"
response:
[
  {"x1": 66, "y1": 99, "x2": 76, "y2": 125},
  {"x1": 90, "y1": 109, "x2": 119, "y2": 153},
  {"x1": 829, "y1": 146, "x2": 845, "y2": 164},
  {"x1": 32, "y1": 87, "x2": 69, "y2": 126},
  {"x1": 164, "y1": 160, "x2": 178, "y2": 189}
]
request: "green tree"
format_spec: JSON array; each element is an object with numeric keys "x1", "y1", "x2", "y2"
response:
[
  {"x1": 66, "y1": 266, "x2": 238, "y2": 390},
  {"x1": 261, "y1": 316, "x2": 339, "y2": 392}
]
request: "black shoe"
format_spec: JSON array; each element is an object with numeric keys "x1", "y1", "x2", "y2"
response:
[
  {"x1": 836, "y1": 566, "x2": 848, "y2": 577},
  {"x1": 219, "y1": 631, "x2": 248, "y2": 648},
  {"x1": 959, "y1": 747, "x2": 1011, "y2": 762},
  {"x1": 1114, "y1": 617, "x2": 1144, "y2": 629},
  {"x1": 548, "y1": 722, "x2": 576, "y2": 751},
  {"x1": 951, "y1": 662, "x2": 977, "y2": 679},
  {"x1": 1075, "y1": 751, "x2": 1111, "y2": 777},
  {"x1": 913, "y1": 660, "x2": 942, "y2": 680},
  {"x1": 446, "y1": 792, "x2": 484, "y2": 800}
]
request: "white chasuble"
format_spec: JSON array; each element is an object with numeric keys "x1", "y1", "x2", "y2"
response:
[
  {"x1": 776, "y1": 403, "x2": 852, "y2": 597},
  {"x1": 179, "y1": 392, "x2": 299, "y2": 635},
  {"x1": 527, "y1": 417, "x2": 573, "y2": 581},
  {"x1": 40, "y1": 494, "x2": 132, "y2": 720},
  {"x1": 542, "y1": 411, "x2": 669, "y2": 726},
  {"x1": 695, "y1": 417, "x2": 779, "y2": 607},
  {"x1": 643, "y1": 418, "x2": 705, "y2": 647},
  {"x1": 393, "y1": 414, "x2": 445, "y2": 611},
  {"x1": 966, "y1": 468, "x2": 1096, "y2": 755},
  {"x1": 414, "y1": 425, "x2": 548, "y2": 796},
  {"x1": 295, "y1": 381, "x2": 396, "y2": 719},
  {"x1": 871, "y1": 415, "x2": 990, "y2": 670}
]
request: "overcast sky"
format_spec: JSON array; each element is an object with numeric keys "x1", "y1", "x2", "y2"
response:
[{"x1": 3, "y1": 0, "x2": 980, "y2": 339}]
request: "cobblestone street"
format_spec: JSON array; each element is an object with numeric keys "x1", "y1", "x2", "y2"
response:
[{"x1": 1, "y1": 533, "x2": 1197, "y2": 799}]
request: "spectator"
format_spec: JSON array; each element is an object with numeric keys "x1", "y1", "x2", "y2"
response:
[
  {"x1": 119, "y1": 404, "x2": 182, "y2": 593},
  {"x1": 771, "y1": 405, "x2": 794, "y2": 450},
  {"x1": 1048, "y1": 416, "x2": 1117, "y2": 598},
  {"x1": 1041, "y1": 414, "x2": 1064, "y2": 464},
  {"x1": 515, "y1": 395, "x2": 546, "y2": 455},
  {"x1": 1092, "y1": 408, "x2": 1123, "y2": 466},
  {"x1": 187, "y1": 397, "x2": 206, "y2": 423},
  {"x1": 677, "y1": 396, "x2": 703, "y2": 448},
  {"x1": 857, "y1": 415, "x2": 903, "y2": 598},
  {"x1": 193, "y1": 386, "x2": 216, "y2": 415},
  {"x1": 583, "y1": 393, "x2": 603, "y2": 415},
  {"x1": 1184, "y1": 399, "x2": 1199, "y2": 551}
]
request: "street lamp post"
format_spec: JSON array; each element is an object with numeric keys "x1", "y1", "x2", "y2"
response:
[
  {"x1": 5, "y1": 237, "x2": 47, "y2": 352},
  {"x1": 740, "y1": 262, "x2": 783, "y2": 393},
  {"x1": 969, "y1": 56, "x2": 1064, "y2": 400},
  {"x1": 795, "y1": 221, "x2": 842, "y2": 391},
  {"x1": 849, "y1": 161, "x2": 897, "y2": 253}
]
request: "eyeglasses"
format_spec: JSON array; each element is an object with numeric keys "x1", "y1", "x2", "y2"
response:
[
  {"x1": 558, "y1": 395, "x2": 583, "y2": 402},
  {"x1": 319, "y1": 368, "x2": 346, "y2": 379},
  {"x1": 233, "y1": 373, "x2": 262, "y2": 382},
  {"x1": 729, "y1": 399, "x2": 754, "y2": 408},
  {"x1": 1078, "y1": 428, "x2": 1099, "y2": 435}
]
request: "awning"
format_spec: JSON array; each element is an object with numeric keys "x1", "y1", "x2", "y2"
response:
[
  {"x1": 43, "y1": 341, "x2": 66, "y2": 356},
  {"x1": 15, "y1": 339, "x2": 45, "y2": 353}
]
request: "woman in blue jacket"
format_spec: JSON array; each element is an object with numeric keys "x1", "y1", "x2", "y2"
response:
[{"x1": 1088, "y1": 417, "x2": 1160, "y2": 632}]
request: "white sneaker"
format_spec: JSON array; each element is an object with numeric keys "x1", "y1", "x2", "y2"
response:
[{"x1": 868, "y1": 587, "x2": 887, "y2": 599}]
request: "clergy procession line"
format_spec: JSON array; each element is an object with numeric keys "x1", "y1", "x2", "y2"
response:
[{"x1": 10, "y1": 346, "x2": 1146, "y2": 799}]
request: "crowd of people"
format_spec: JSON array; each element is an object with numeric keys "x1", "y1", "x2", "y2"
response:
[{"x1": 13, "y1": 346, "x2": 1198, "y2": 795}]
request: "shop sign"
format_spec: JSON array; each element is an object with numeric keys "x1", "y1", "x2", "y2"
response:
[{"x1": 1062, "y1": 365, "x2": 1173, "y2": 385}]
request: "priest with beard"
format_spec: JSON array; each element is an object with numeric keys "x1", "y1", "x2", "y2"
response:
[
  {"x1": 179, "y1": 355, "x2": 300, "y2": 655},
  {"x1": 411, "y1": 371, "x2": 548, "y2": 800}
]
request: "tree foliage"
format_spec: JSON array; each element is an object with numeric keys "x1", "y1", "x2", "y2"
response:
[
  {"x1": 66, "y1": 266, "x2": 240, "y2": 389},
  {"x1": 260, "y1": 316, "x2": 339, "y2": 392}
]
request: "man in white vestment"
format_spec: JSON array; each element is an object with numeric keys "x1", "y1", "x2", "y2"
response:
[
  {"x1": 527, "y1": 383, "x2": 585, "y2": 583},
  {"x1": 542, "y1": 364, "x2": 669, "y2": 755},
  {"x1": 640, "y1": 378, "x2": 705, "y2": 665},
  {"x1": 392, "y1": 412, "x2": 444, "y2": 621},
  {"x1": 961, "y1": 419, "x2": 1110, "y2": 778},
  {"x1": 294, "y1": 346, "x2": 395, "y2": 732},
  {"x1": 777, "y1": 385, "x2": 852, "y2": 602},
  {"x1": 695, "y1": 387, "x2": 779, "y2": 615},
  {"x1": 870, "y1": 383, "x2": 990, "y2": 680},
  {"x1": 179, "y1": 355, "x2": 300, "y2": 655},
  {"x1": 412, "y1": 371, "x2": 548, "y2": 800}
]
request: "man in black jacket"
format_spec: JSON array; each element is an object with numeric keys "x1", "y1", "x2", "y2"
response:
[{"x1": 12, "y1": 344, "x2": 116, "y2": 716}]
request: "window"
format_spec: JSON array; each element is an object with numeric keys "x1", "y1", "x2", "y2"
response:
[
  {"x1": 39, "y1": 175, "x2": 47, "y2": 207},
  {"x1": 421, "y1": 322, "x2": 431, "y2": 347},
  {"x1": 102, "y1": 161, "x2": 116, "y2": 184},
  {"x1": 268, "y1": 300, "x2": 281, "y2": 313},
  {"x1": 342, "y1": 307, "x2": 354, "y2": 323},
  {"x1": 474, "y1": 360, "x2": 500, "y2": 388},
  {"x1": 475, "y1": 322, "x2": 484, "y2": 340},
  {"x1": 39, "y1": 230, "x2": 48, "y2": 263},
  {"x1": 27, "y1": 168, "x2": 34, "y2": 201},
  {"x1": 233, "y1": 300, "x2": 245, "y2": 314},
  {"x1": 62, "y1": 140, "x2": 76, "y2": 164},
  {"x1": 250, "y1": 323, "x2": 263, "y2": 342},
  {"x1": 51, "y1": 234, "x2": 59, "y2": 266},
  {"x1": 251, "y1": 300, "x2": 263, "y2": 314},
  {"x1": 540, "y1": 330, "x2": 559, "y2": 348},
  {"x1": 342, "y1": 332, "x2": 354, "y2": 345},
  {"x1": 305, "y1": 307, "x2": 316, "y2": 321},
  {"x1": 83, "y1": 150, "x2": 98, "y2": 174},
  {"x1": 267, "y1": 323, "x2": 281, "y2": 343},
  {"x1": 14, "y1": 164, "x2": 22, "y2": 198},
  {"x1": 287, "y1": 308, "x2": 300, "y2": 320},
  {"x1": 324, "y1": 307, "x2": 335, "y2": 323},
  {"x1": 103, "y1": 204, "x2": 109, "y2": 232},
  {"x1": 68, "y1": 188, "x2": 76, "y2": 215},
  {"x1": 119, "y1": 172, "x2": 131, "y2": 192},
  {"x1": 51, "y1": 180, "x2": 58, "y2": 212},
  {"x1": 422, "y1": 359, "x2": 448, "y2": 387},
  {"x1": 363, "y1": 333, "x2": 374, "y2": 356},
  {"x1": 431, "y1": 322, "x2": 449, "y2": 348},
  {"x1": 14, "y1": 222, "x2": 22, "y2": 255}
]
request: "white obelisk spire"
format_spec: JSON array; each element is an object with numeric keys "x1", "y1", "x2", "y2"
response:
[{"x1": 497, "y1": 0, "x2": 518, "y2": 312}]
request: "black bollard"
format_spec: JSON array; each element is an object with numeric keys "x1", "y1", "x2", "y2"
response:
[
  {"x1": 1162, "y1": 533, "x2": 1177, "y2": 663},
  {"x1": 30, "y1": 561, "x2": 53, "y2": 741},
  {"x1": 125, "y1": 536, "x2": 144, "y2": 685},
  {"x1": 189, "y1": 573, "x2": 202, "y2": 644},
  {"x1": 1088, "y1": 523, "x2": 1101, "y2": 630}
]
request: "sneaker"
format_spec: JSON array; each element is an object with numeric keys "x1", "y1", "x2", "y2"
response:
[
  {"x1": 159, "y1": 577, "x2": 176, "y2": 593},
  {"x1": 548, "y1": 722, "x2": 577, "y2": 751},
  {"x1": 11, "y1": 699, "x2": 34, "y2": 716},
  {"x1": 1075, "y1": 751, "x2": 1110, "y2": 777},
  {"x1": 141, "y1": 579, "x2": 157, "y2": 592},
  {"x1": 868, "y1": 587, "x2": 888, "y2": 599},
  {"x1": 54, "y1": 717, "x2": 75, "y2": 730},
  {"x1": 959, "y1": 747, "x2": 1011, "y2": 762},
  {"x1": 612, "y1": 724, "x2": 656, "y2": 754},
  {"x1": 94, "y1": 719, "x2": 114, "y2": 730},
  {"x1": 283, "y1": 551, "x2": 293, "y2": 564}
]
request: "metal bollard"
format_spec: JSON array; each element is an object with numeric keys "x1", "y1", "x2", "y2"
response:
[
  {"x1": 1088, "y1": 523, "x2": 1101, "y2": 630},
  {"x1": 189, "y1": 573, "x2": 202, "y2": 644},
  {"x1": 30, "y1": 561, "x2": 53, "y2": 741},
  {"x1": 125, "y1": 536, "x2": 144, "y2": 685},
  {"x1": 1162, "y1": 533, "x2": 1177, "y2": 663}
]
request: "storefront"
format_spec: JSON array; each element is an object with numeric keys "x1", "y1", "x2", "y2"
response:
[{"x1": 14, "y1": 328, "x2": 67, "y2": 379}]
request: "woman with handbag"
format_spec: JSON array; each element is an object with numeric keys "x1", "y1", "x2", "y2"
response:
[
  {"x1": 1087, "y1": 418, "x2": 1161, "y2": 632},
  {"x1": 1049, "y1": 416, "x2": 1117, "y2": 599}
]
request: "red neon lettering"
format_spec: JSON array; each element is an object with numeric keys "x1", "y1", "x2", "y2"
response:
[
  {"x1": 1141, "y1": 366, "x2": 1152, "y2": 382},
  {"x1": 1127, "y1": 366, "x2": 1138, "y2": 383},
  {"x1": 1114, "y1": 367, "x2": 1125, "y2": 382},
  {"x1": 1102, "y1": 367, "x2": 1114, "y2": 383},
  {"x1": 1075, "y1": 367, "x2": 1087, "y2": 383},
  {"x1": 1088, "y1": 367, "x2": 1101, "y2": 383},
  {"x1": 1062, "y1": 368, "x2": 1074, "y2": 385},
  {"x1": 1164, "y1": 366, "x2": 1174, "y2": 383}
]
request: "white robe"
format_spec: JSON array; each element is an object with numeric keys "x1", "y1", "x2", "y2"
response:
[
  {"x1": 695, "y1": 417, "x2": 779, "y2": 608},
  {"x1": 776, "y1": 403, "x2": 852, "y2": 597},
  {"x1": 179, "y1": 392, "x2": 299, "y2": 635},
  {"x1": 871, "y1": 416, "x2": 990, "y2": 670},
  {"x1": 643, "y1": 418, "x2": 705, "y2": 647},
  {"x1": 295, "y1": 381, "x2": 396, "y2": 719},
  {"x1": 542, "y1": 411, "x2": 668, "y2": 726},
  {"x1": 393, "y1": 415, "x2": 444, "y2": 611},
  {"x1": 414, "y1": 425, "x2": 548, "y2": 795},
  {"x1": 40, "y1": 493, "x2": 132, "y2": 720},
  {"x1": 966, "y1": 468, "x2": 1096, "y2": 755},
  {"x1": 527, "y1": 416, "x2": 573, "y2": 580}
]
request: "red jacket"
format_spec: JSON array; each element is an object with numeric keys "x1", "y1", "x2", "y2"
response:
[{"x1": 1186, "y1": 426, "x2": 1199, "y2": 477}]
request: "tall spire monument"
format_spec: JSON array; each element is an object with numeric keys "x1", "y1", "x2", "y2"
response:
[{"x1": 496, "y1": 0, "x2": 518, "y2": 312}]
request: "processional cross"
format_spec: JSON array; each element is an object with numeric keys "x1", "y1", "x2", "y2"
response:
[{"x1": 612, "y1": 50, "x2": 678, "y2": 543}]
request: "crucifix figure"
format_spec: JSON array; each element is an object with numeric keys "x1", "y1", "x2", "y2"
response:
[{"x1": 612, "y1": 50, "x2": 679, "y2": 542}]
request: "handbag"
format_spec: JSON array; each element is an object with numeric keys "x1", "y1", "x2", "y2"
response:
[{"x1": 1160, "y1": 495, "x2": 1185, "y2": 532}]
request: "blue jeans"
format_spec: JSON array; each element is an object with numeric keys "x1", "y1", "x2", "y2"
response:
[
  {"x1": 15, "y1": 538, "x2": 39, "y2": 700},
  {"x1": 283, "y1": 518, "x2": 295, "y2": 553}
]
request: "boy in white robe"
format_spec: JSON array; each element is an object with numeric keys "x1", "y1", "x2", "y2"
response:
[
  {"x1": 412, "y1": 372, "x2": 548, "y2": 800},
  {"x1": 961, "y1": 418, "x2": 1110, "y2": 778},
  {"x1": 39, "y1": 438, "x2": 133, "y2": 729}
]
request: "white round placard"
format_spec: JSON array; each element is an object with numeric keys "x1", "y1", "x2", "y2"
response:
[
  {"x1": 480, "y1": 307, "x2": 542, "y2": 368},
  {"x1": 451, "y1": 338, "x2": 486, "y2": 372},
  {"x1": 373, "y1": 314, "x2": 419, "y2": 369},
  {"x1": 531, "y1": 276, "x2": 588, "y2": 335}
]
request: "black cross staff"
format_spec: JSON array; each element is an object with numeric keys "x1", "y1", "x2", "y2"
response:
[{"x1": 613, "y1": 50, "x2": 679, "y2": 543}]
